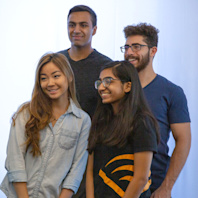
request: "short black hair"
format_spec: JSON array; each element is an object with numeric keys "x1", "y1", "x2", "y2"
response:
[{"x1": 67, "y1": 5, "x2": 97, "y2": 27}]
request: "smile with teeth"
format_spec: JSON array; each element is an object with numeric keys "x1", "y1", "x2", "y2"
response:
[
  {"x1": 100, "y1": 92, "x2": 110, "y2": 98},
  {"x1": 128, "y1": 58, "x2": 138, "y2": 62},
  {"x1": 48, "y1": 89, "x2": 58, "y2": 93}
]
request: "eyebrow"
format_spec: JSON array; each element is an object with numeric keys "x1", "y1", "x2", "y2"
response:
[
  {"x1": 40, "y1": 71, "x2": 61, "y2": 76},
  {"x1": 99, "y1": 76, "x2": 113, "y2": 80},
  {"x1": 68, "y1": 21, "x2": 89, "y2": 25},
  {"x1": 125, "y1": 43, "x2": 141, "y2": 46}
]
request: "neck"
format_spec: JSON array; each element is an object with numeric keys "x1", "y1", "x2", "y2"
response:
[
  {"x1": 51, "y1": 98, "x2": 70, "y2": 119},
  {"x1": 138, "y1": 63, "x2": 156, "y2": 88},
  {"x1": 69, "y1": 45, "x2": 94, "y2": 61}
]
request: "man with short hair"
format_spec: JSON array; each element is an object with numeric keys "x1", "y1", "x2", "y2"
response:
[
  {"x1": 58, "y1": 5, "x2": 112, "y2": 198},
  {"x1": 121, "y1": 23, "x2": 191, "y2": 198},
  {"x1": 59, "y1": 5, "x2": 112, "y2": 118}
]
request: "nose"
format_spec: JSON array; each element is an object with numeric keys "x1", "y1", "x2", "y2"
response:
[
  {"x1": 98, "y1": 82, "x2": 106, "y2": 91},
  {"x1": 47, "y1": 78, "x2": 55, "y2": 86},
  {"x1": 74, "y1": 24, "x2": 81, "y2": 33}
]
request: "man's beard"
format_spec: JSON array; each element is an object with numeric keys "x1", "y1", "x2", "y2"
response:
[{"x1": 136, "y1": 51, "x2": 150, "y2": 72}]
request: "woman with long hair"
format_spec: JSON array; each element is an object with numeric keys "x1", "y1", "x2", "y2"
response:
[
  {"x1": 0, "y1": 53, "x2": 91, "y2": 198},
  {"x1": 86, "y1": 61, "x2": 159, "y2": 198}
]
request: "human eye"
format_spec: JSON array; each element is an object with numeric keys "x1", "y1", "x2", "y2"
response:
[
  {"x1": 40, "y1": 76, "x2": 47, "y2": 81},
  {"x1": 104, "y1": 77, "x2": 112, "y2": 84},
  {"x1": 124, "y1": 45, "x2": 130, "y2": 50},
  {"x1": 68, "y1": 22, "x2": 75, "y2": 28},
  {"x1": 132, "y1": 44, "x2": 140, "y2": 50},
  {"x1": 81, "y1": 23, "x2": 88, "y2": 28},
  {"x1": 54, "y1": 74, "x2": 61, "y2": 78}
]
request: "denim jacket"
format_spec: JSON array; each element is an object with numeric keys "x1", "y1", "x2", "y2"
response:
[{"x1": 0, "y1": 99, "x2": 91, "y2": 198}]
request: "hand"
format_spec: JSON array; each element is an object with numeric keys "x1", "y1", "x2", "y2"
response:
[{"x1": 150, "y1": 185, "x2": 171, "y2": 198}]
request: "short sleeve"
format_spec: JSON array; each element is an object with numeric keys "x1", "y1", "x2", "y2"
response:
[
  {"x1": 130, "y1": 118, "x2": 158, "y2": 154},
  {"x1": 168, "y1": 86, "x2": 190, "y2": 124}
]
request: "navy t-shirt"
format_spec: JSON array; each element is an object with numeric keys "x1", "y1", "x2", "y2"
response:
[{"x1": 143, "y1": 74, "x2": 190, "y2": 191}]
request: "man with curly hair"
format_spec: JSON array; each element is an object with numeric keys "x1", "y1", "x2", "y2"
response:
[{"x1": 121, "y1": 23, "x2": 191, "y2": 198}]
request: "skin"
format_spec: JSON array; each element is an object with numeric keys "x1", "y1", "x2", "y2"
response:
[
  {"x1": 125, "y1": 35, "x2": 191, "y2": 198},
  {"x1": 86, "y1": 68, "x2": 153, "y2": 197},
  {"x1": 67, "y1": 11, "x2": 97, "y2": 61},
  {"x1": 40, "y1": 62, "x2": 70, "y2": 124},
  {"x1": 86, "y1": 153, "x2": 94, "y2": 198},
  {"x1": 13, "y1": 182, "x2": 29, "y2": 198},
  {"x1": 97, "y1": 68, "x2": 131, "y2": 114}
]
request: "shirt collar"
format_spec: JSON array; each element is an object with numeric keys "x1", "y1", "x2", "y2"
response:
[{"x1": 65, "y1": 98, "x2": 81, "y2": 118}]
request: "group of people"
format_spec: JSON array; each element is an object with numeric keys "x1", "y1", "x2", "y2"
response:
[{"x1": 0, "y1": 4, "x2": 191, "y2": 198}]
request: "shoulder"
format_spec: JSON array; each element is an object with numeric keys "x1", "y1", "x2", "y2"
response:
[
  {"x1": 70, "y1": 101, "x2": 91, "y2": 124},
  {"x1": 14, "y1": 103, "x2": 30, "y2": 122},
  {"x1": 131, "y1": 116, "x2": 158, "y2": 153},
  {"x1": 147, "y1": 75, "x2": 186, "y2": 99},
  {"x1": 156, "y1": 75, "x2": 183, "y2": 91},
  {"x1": 91, "y1": 49, "x2": 112, "y2": 62},
  {"x1": 134, "y1": 115, "x2": 154, "y2": 132},
  {"x1": 57, "y1": 49, "x2": 69, "y2": 58}
]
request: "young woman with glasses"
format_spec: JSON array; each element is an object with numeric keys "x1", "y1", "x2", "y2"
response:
[{"x1": 86, "y1": 61, "x2": 159, "y2": 198}]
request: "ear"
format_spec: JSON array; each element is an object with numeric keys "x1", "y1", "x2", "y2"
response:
[
  {"x1": 92, "y1": 26, "x2": 97, "y2": 36},
  {"x1": 124, "y1": 82, "x2": 131, "y2": 93},
  {"x1": 150, "y1": 46, "x2": 157, "y2": 58}
]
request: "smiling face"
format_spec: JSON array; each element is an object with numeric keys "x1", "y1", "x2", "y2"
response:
[
  {"x1": 98, "y1": 68, "x2": 131, "y2": 113},
  {"x1": 67, "y1": 11, "x2": 97, "y2": 48},
  {"x1": 124, "y1": 35, "x2": 151, "y2": 72},
  {"x1": 40, "y1": 62, "x2": 69, "y2": 102}
]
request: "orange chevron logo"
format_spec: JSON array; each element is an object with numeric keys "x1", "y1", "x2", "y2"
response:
[{"x1": 99, "y1": 154, "x2": 151, "y2": 197}]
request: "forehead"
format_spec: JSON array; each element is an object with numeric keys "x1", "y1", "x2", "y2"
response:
[
  {"x1": 68, "y1": 11, "x2": 92, "y2": 24},
  {"x1": 99, "y1": 68, "x2": 116, "y2": 79},
  {"x1": 125, "y1": 35, "x2": 146, "y2": 45},
  {"x1": 40, "y1": 62, "x2": 60, "y2": 73}
]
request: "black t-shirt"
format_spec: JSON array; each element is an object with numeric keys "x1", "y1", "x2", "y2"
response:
[
  {"x1": 58, "y1": 49, "x2": 112, "y2": 118},
  {"x1": 93, "y1": 119, "x2": 158, "y2": 198}
]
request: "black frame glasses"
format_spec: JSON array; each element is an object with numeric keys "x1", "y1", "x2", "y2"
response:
[
  {"x1": 120, "y1": 44, "x2": 148, "y2": 53},
  {"x1": 95, "y1": 77, "x2": 121, "y2": 89}
]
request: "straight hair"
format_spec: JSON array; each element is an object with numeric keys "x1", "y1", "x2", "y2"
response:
[{"x1": 88, "y1": 61, "x2": 159, "y2": 153}]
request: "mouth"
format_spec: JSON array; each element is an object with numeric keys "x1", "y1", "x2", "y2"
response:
[
  {"x1": 100, "y1": 92, "x2": 110, "y2": 99},
  {"x1": 47, "y1": 89, "x2": 58, "y2": 94},
  {"x1": 72, "y1": 35, "x2": 83, "y2": 40},
  {"x1": 127, "y1": 57, "x2": 139, "y2": 65}
]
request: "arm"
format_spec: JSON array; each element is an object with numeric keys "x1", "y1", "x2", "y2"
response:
[
  {"x1": 13, "y1": 182, "x2": 29, "y2": 198},
  {"x1": 86, "y1": 153, "x2": 95, "y2": 198},
  {"x1": 123, "y1": 151, "x2": 153, "y2": 198},
  {"x1": 62, "y1": 115, "x2": 91, "y2": 193},
  {"x1": 151, "y1": 122, "x2": 191, "y2": 198},
  {"x1": 59, "y1": 188, "x2": 73, "y2": 198}
]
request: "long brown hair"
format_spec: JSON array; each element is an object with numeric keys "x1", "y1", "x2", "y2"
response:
[{"x1": 13, "y1": 53, "x2": 79, "y2": 157}]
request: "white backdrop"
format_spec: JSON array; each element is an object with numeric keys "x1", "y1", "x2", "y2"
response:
[{"x1": 0, "y1": 0, "x2": 197, "y2": 197}]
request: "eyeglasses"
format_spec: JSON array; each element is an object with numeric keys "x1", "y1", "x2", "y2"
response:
[
  {"x1": 120, "y1": 44, "x2": 148, "y2": 53},
  {"x1": 95, "y1": 77, "x2": 121, "y2": 89}
]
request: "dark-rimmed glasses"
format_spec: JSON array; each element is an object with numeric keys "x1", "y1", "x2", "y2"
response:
[
  {"x1": 120, "y1": 44, "x2": 148, "y2": 53},
  {"x1": 95, "y1": 77, "x2": 121, "y2": 89}
]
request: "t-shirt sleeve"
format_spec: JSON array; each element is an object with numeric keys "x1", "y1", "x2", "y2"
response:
[
  {"x1": 168, "y1": 86, "x2": 190, "y2": 124},
  {"x1": 130, "y1": 118, "x2": 158, "y2": 154}
]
